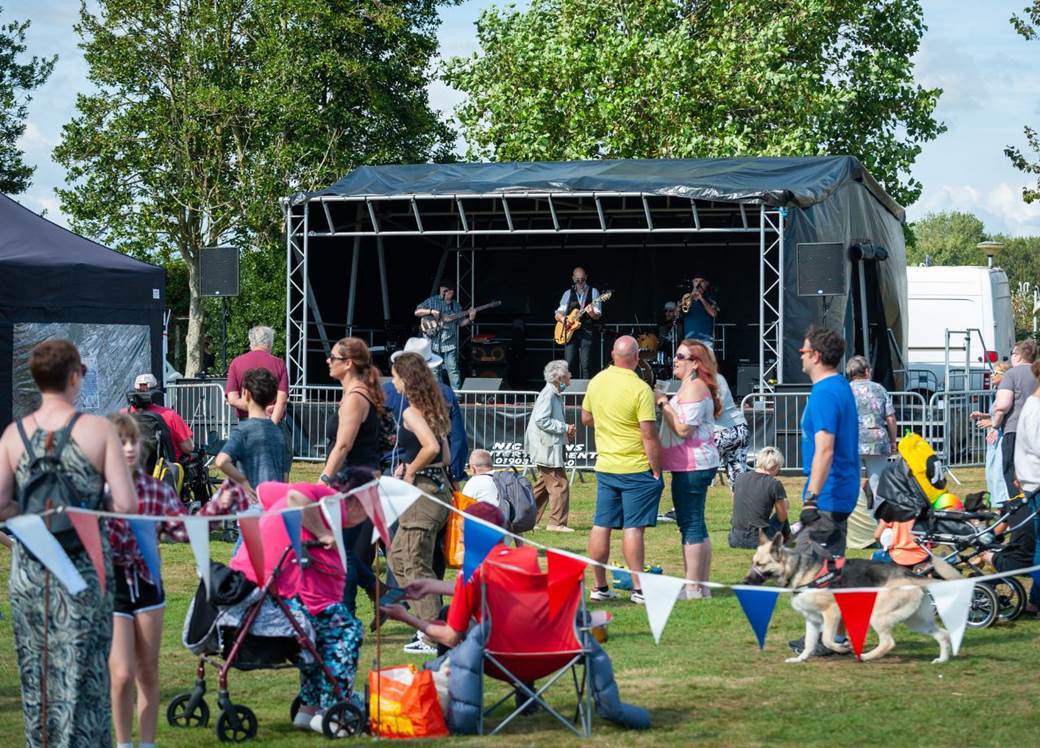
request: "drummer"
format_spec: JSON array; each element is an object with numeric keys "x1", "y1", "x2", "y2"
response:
[{"x1": 658, "y1": 301, "x2": 680, "y2": 344}]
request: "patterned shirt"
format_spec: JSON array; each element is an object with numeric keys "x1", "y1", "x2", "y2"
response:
[
  {"x1": 416, "y1": 294, "x2": 463, "y2": 353},
  {"x1": 850, "y1": 379, "x2": 895, "y2": 456}
]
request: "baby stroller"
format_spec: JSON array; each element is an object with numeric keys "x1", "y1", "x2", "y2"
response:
[
  {"x1": 168, "y1": 544, "x2": 365, "y2": 742},
  {"x1": 873, "y1": 433, "x2": 1025, "y2": 629}
]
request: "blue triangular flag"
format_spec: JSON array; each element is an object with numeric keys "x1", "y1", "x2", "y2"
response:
[
  {"x1": 281, "y1": 510, "x2": 304, "y2": 563},
  {"x1": 7, "y1": 514, "x2": 87, "y2": 594},
  {"x1": 733, "y1": 587, "x2": 780, "y2": 650},
  {"x1": 129, "y1": 518, "x2": 162, "y2": 591},
  {"x1": 462, "y1": 516, "x2": 504, "y2": 582}
]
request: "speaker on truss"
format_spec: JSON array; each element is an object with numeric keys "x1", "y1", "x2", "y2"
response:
[
  {"x1": 796, "y1": 242, "x2": 846, "y2": 297},
  {"x1": 200, "y1": 246, "x2": 240, "y2": 297}
]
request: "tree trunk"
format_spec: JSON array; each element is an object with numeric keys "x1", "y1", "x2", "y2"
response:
[{"x1": 184, "y1": 251, "x2": 204, "y2": 377}]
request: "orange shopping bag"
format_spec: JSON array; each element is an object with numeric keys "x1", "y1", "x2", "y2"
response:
[
  {"x1": 443, "y1": 491, "x2": 476, "y2": 568},
  {"x1": 368, "y1": 665, "x2": 449, "y2": 738}
]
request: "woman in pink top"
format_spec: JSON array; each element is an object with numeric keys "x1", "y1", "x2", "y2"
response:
[
  {"x1": 656, "y1": 339, "x2": 721, "y2": 599},
  {"x1": 229, "y1": 480, "x2": 369, "y2": 734}
]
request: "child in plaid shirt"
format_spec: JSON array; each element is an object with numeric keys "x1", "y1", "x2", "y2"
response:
[{"x1": 106, "y1": 413, "x2": 238, "y2": 748}]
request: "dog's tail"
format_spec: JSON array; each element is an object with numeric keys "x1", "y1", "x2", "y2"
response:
[{"x1": 929, "y1": 554, "x2": 963, "y2": 581}]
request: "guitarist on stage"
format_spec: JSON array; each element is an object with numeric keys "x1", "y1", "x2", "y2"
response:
[
  {"x1": 554, "y1": 267, "x2": 602, "y2": 379},
  {"x1": 415, "y1": 284, "x2": 475, "y2": 389}
]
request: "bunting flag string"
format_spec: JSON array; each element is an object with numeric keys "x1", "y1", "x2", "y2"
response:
[
  {"x1": 641, "y1": 573, "x2": 686, "y2": 644},
  {"x1": 547, "y1": 550, "x2": 588, "y2": 617},
  {"x1": 67, "y1": 511, "x2": 107, "y2": 594},
  {"x1": 928, "y1": 578, "x2": 975, "y2": 656},
  {"x1": 733, "y1": 587, "x2": 780, "y2": 650},
  {"x1": 462, "y1": 515, "x2": 504, "y2": 582},
  {"x1": 128, "y1": 518, "x2": 163, "y2": 592},
  {"x1": 833, "y1": 590, "x2": 879, "y2": 659},
  {"x1": 182, "y1": 516, "x2": 212, "y2": 600},
  {"x1": 358, "y1": 483, "x2": 393, "y2": 549},
  {"x1": 281, "y1": 510, "x2": 304, "y2": 565},
  {"x1": 320, "y1": 496, "x2": 348, "y2": 573},
  {"x1": 238, "y1": 514, "x2": 266, "y2": 586},
  {"x1": 6, "y1": 514, "x2": 87, "y2": 594}
]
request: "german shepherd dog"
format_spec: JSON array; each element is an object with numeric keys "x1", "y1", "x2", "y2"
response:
[{"x1": 749, "y1": 533, "x2": 954, "y2": 664}]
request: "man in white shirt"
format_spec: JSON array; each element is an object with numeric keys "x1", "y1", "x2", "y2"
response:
[
  {"x1": 462, "y1": 449, "x2": 499, "y2": 506},
  {"x1": 554, "y1": 266, "x2": 602, "y2": 379}
]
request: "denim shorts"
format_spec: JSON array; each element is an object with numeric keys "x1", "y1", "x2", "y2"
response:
[
  {"x1": 593, "y1": 471, "x2": 664, "y2": 529},
  {"x1": 671, "y1": 468, "x2": 715, "y2": 544}
]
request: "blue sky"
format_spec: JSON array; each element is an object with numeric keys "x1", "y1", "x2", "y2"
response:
[{"x1": 12, "y1": 0, "x2": 1040, "y2": 236}]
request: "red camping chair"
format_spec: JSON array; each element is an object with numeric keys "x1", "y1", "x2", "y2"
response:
[{"x1": 478, "y1": 553, "x2": 594, "y2": 736}]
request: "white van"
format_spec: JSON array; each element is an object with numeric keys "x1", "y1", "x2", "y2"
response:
[{"x1": 905, "y1": 265, "x2": 1014, "y2": 394}]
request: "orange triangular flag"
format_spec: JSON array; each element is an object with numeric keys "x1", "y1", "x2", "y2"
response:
[
  {"x1": 833, "y1": 590, "x2": 878, "y2": 659},
  {"x1": 546, "y1": 550, "x2": 588, "y2": 617},
  {"x1": 238, "y1": 515, "x2": 266, "y2": 586},
  {"x1": 68, "y1": 510, "x2": 106, "y2": 593}
]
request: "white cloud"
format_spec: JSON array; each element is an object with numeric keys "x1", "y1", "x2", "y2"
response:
[
  {"x1": 17, "y1": 121, "x2": 53, "y2": 151},
  {"x1": 910, "y1": 181, "x2": 1040, "y2": 237},
  {"x1": 984, "y1": 182, "x2": 1040, "y2": 235}
]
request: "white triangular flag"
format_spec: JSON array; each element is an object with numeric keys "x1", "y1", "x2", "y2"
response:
[
  {"x1": 183, "y1": 516, "x2": 211, "y2": 600},
  {"x1": 928, "y1": 578, "x2": 975, "y2": 656},
  {"x1": 640, "y1": 573, "x2": 686, "y2": 644},
  {"x1": 374, "y1": 476, "x2": 423, "y2": 542},
  {"x1": 7, "y1": 514, "x2": 87, "y2": 594},
  {"x1": 320, "y1": 495, "x2": 348, "y2": 572}
]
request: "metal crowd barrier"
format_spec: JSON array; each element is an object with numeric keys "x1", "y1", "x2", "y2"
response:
[
  {"x1": 165, "y1": 381, "x2": 236, "y2": 447},
  {"x1": 739, "y1": 390, "x2": 929, "y2": 473},
  {"x1": 927, "y1": 389, "x2": 993, "y2": 468}
]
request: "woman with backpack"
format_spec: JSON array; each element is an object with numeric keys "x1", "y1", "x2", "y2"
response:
[{"x1": 0, "y1": 340, "x2": 137, "y2": 747}]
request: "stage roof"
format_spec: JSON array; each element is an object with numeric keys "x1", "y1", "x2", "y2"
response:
[{"x1": 295, "y1": 155, "x2": 904, "y2": 222}]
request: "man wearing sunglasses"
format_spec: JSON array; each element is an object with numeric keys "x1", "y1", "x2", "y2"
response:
[
  {"x1": 555, "y1": 267, "x2": 602, "y2": 379},
  {"x1": 797, "y1": 326, "x2": 859, "y2": 557}
]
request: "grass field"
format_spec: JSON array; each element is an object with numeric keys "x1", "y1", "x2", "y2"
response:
[{"x1": 1, "y1": 464, "x2": 1038, "y2": 747}]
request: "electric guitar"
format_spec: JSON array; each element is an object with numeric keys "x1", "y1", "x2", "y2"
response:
[
  {"x1": 554, "y1": 290, "x2": 613, "y2": 345},
  {"x1": 420, "y1": 300, "x2": 502, "y2": 337}
]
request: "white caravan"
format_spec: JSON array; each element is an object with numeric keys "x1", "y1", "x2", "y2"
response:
[{"x1": 905, "y1": 265, "x2": 1014, "y2": 395}]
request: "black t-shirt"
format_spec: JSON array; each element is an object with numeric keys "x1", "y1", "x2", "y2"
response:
[{"x1": 730, "y1": 471, "x2": 786, "y2": 530}]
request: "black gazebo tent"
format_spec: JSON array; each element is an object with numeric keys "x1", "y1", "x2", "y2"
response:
[
  {"x1": 0, "y1": 194, "x2": 165, "y2": 425},
  {"x1": 285, "y1": 156, "x2": 907, "y2": 391}
]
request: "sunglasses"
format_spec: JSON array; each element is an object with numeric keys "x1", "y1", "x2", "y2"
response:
[
  {"x1": 327, "y1": 355, "x2": 349, "y2": 362},
  {"x1": 798, "y1": 347, "x2": 815, "y2": 355},
  {"x1": 674, "y1": 352, "x2": 698, "y2": 362}
]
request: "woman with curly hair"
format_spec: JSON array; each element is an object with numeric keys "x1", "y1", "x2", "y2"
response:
[{"x1": 386, "y1": 351, "x2": 452, "y2": 654}]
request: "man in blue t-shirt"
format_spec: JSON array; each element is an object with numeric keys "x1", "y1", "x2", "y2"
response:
[{"x1": 798, "y1": 325, "x2": 860, "y2": 557}]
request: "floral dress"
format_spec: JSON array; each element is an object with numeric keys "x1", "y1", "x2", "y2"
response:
[{"x1": 850, "y1": 379, "x2": 895, "y2": 456}]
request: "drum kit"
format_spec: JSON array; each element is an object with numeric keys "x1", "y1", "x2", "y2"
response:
[{"x1": 635, "y1": 331, "x2": 674, "y2": 387}]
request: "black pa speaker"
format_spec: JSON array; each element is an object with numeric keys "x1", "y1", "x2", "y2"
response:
[
  {"x1": 200, "y1": 246, "x2": 240, "y2": 297},
  {"x1": 796, "y1": 242, "x2": 846, "y2": 297}
]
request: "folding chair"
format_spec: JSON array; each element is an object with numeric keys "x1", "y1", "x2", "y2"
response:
[{"x1": 477, "y1": 554, "x2": 594, "y2": 736}]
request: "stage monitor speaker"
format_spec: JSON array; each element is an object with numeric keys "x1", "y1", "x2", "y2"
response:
[
  {"x1": 568, "y1": 378, "x2": 591, "y2": 394},
  {"x1": 461, "y1": 377, "x2": 502, "y2": 391},
  {"x1": 736, "y1": 364, "x2": 760, "y2": 398},
  {"x1": 200, "y1": 245, "x2": 240, "y2": 297},
  {"x1": 796, "y1": 242, "x2": 846, "y2": 297}
]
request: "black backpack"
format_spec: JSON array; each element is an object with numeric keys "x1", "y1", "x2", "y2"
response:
[
  {"x1": 491, "y1": 470, "x2": 538, "y2": 534},
  {"x1": 16, "y1": 413, "x2": 104, "y2": 553}
]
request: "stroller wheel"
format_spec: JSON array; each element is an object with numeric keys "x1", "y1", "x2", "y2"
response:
[
  {"x1": 290, "y1": 694, "x2": 303, "y2": 723},
  {"x1": 323, "y1": 701, "x2": 365, "y2": 738},
  {"x1": 986, "y1": 577, "x2": 1027, "y2": 622},
  {"x1": 216, "y1": 704, "x2": 258, "y2": 743},
  {"x1": 965, "y1": 583, "x2": 999, "y2": 629},
  {"x1": 167, "y1": 692, "x2": 210, "y2": 728}
]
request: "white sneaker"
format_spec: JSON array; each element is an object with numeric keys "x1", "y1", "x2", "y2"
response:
[
  {"x1": 403, "y1": 634, "x2": 438, "y2": 655},
  {"x1": 545, "y1": 524, "x2": 575, "y2": 533},
  {"x1": 589, "y1": 587, "x2": 619, "y2": 601},
  {"x1": 630, "y1": 591, "x2": 645, "y2": 605}
]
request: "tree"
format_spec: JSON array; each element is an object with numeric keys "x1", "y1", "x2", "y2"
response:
[
  {"x1": 55, "y1": 0, "x2": 453, "y2": 376},
  {"x1": 906, "y1": 211, "x2": 986, "y2": 267},
  {"x1": 0, "y1": 6, "x2": 55, "y2": 194},
  {"x1": 443, "y1": 0, "x2": 944, "y2": 207},
  {"x1": 1007, "y1": 1, "x2": 1040, "y2": 203}
]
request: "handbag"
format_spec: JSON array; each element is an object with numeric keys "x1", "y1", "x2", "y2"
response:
[
  {"x1": 985, "y1": 435, "x2": 1010, "y2": 507},
  {"x1": 368, "y1": 665, "x2": 449, "y2": 738}
]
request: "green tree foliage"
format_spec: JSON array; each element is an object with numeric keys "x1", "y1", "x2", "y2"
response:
[
  {"x1": 443, "y1": 0, "x2": 944, "y2": 207},
  {"x1": 0, "y1": 6, "x2": 54, "y2": 194},
  {"x1": 1007, "y1": 1, "x2": 1040, "y2": 203},
  {"x1": 55, "y1": 0, "x2": 453, "y2": 375},
  {"x1": 906, "y1": 211, "x2": 986, "y2": 267}
]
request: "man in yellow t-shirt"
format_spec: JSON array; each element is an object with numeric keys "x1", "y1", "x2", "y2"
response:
[{"x1": 581, "y1": 335, "x2": 663, "y2": 604}]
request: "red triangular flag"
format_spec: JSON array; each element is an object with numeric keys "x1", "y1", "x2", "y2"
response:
[
  {"x1": 68, "y1": 510, "x2": 106, "y2": 593},
  {"x1": 833, "y1": 590, "x2": 878, "y2": 659},
  {"x1": 546, "y1": 550, "x2": 588, "y2": 617},
  {"x1": 238, "y1": 515, "x2": 266, "y2": 586},
  {"x1": 356, "y1": 484, "x2": 391, "y2": 551}
]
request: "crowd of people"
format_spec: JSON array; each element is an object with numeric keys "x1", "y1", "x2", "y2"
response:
[{"x1": 2, "y1": 321, "x2": 1038, "y2": 745}]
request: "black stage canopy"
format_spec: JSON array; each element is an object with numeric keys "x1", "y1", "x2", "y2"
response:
[{"x1": 0, "y1": 194, "x2": 166, "y2": 425}]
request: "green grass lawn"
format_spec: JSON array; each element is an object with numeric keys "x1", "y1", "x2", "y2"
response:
[{"x1": 1, "y1": 465, "x2": 1038, "y2": 746}]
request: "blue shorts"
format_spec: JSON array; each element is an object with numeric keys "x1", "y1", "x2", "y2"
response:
[{"x1": 593, "y1": 471, "x2": 664, "y2": 529}]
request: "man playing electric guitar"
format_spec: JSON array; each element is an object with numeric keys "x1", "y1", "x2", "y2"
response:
[
  {"x1": 415, "y1": 284, "x2": 475, "y2": 389},
  {"x1": 554, "y1": 267, "x2": 602, "y2": 379}
]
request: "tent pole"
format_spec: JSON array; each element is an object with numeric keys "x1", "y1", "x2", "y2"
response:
[
  {"x1": 377, "y1": 235, "x2": 391, "y2": 324},
  {"x1": 858, "y1": 259, "x2": 870, "y2": 364},
  {"x1": 346, "y1": 234, "x2": 361, "y2": 335}
]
